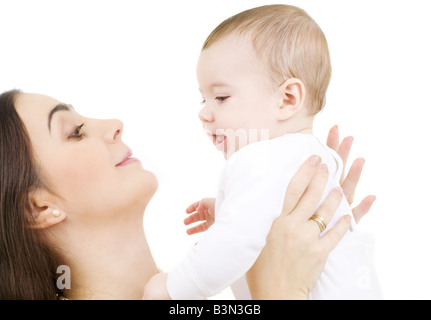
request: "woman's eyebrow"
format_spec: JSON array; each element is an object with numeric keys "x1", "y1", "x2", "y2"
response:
[{"x1": 48, "y1": 103, "x2": 74, "y2": 132}]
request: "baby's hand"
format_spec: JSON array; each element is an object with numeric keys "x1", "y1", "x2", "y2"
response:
[
  {"x1": 142, "y1": 272, "x2": 171, "y2": 300},
  {"x1": 184, "y1": 198, "x2": 216, "y2": 235}
]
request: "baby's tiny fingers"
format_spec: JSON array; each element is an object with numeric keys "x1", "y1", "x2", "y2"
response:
[
  {"x1": 184, "y1": 212, "x2": 204, "y2": 225},
  {"x1": 185, "y1": 200, "x2": 200, "y2": 214}
]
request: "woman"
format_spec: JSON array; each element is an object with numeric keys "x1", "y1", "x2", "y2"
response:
[{"x1": 0, "y1": 89, "x2": 372, "y2": 299}]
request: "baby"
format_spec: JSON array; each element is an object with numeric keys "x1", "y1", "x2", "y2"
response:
[{"x1": 144, "y1": 4, "x2": 381, "y2": 299}]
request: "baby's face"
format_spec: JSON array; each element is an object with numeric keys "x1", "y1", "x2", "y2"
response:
[{"x1": 197, "y1": 35, "x2": 280, "y2": 159}]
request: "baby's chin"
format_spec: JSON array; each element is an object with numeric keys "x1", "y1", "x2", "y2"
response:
[{"x1": 211, "y1": 128, "x2": 271, "y2": 159}]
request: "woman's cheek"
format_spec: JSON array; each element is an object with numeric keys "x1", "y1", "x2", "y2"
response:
[{"x1": 54, "y1": 153, "x2": 110, "y2": 198}]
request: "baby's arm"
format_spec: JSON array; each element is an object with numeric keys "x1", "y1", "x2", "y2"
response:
[
  {"x1": 166, "y1": 145, "x2": 298, "y2": 299},
  {"x1": 142, "y1": 198, "x2": 216, "y2": 300}
]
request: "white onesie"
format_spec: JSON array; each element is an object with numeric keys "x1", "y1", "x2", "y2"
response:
[{"x1": 167, "y1": 133, "x2": 381, "y2": 300}]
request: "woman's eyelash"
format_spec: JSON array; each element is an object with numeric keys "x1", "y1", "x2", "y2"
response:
[{"x1": 69, "y1": 123, "x2": 85, "y2": 139}]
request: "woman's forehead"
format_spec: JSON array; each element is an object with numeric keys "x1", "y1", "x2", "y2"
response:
[
  {"x1": 15, "y1": 93, "x2": 60, "y2": 112},
  {"x1": 14, "y1": 93, "x2": 64, "y2": 140},
  {"x1": 15, "y1": 93, "x2": 62, "y2": 125}
]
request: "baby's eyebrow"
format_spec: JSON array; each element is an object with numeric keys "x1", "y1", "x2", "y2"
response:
[
  {"x1": 210, "y1": 82, "x2": 230, "y2": 88},
  {"x1": 48, "y1": 103, "x2": 74, "y2": 132},
  {"x1": 199, "y1": 82, "x2": 231, "y2": 93}
]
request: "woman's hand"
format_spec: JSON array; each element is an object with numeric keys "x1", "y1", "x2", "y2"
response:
[
  {"x1": 247, "y1": 126, "x2": 374, "y2": 299},
  {"x1": 326, "y1": 125, "x2": 376, "y2": 222},
  {"x1": 246, "y1": 155, "x2": 352, "y2": 299}
]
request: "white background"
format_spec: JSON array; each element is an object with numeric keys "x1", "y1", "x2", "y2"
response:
[{"x1": 1, "y1": 0, "x2": 430, "y2": 299}]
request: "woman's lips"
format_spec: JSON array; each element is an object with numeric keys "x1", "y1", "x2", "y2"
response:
[{"x1": 116, "y1": 150, "x2": 140, "y2": 167}]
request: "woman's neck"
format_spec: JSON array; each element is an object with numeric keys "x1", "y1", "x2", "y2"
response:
[{"x1": 57, "y1": 213, "x2": 158, "y2": 300}]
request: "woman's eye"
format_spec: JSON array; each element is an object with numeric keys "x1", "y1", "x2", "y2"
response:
[
  {"x1": 69, "y1": 124, "x2": 85, "y2": 139},
  {"x1": 215, "y1": 96, "x2": 230, "y2": 102}
]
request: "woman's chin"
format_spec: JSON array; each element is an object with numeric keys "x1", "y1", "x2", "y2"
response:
[
  {"x1": 144, "y1": 170, "x2": 159, "y2": 199},
  {"x1": 113, "y1": 169, "x2": 159, "y2": 215},
  {"x1": 134, "y1": 170, "x2": 159, "y2": 206}
]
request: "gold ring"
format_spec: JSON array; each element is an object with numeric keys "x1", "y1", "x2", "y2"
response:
[{"x1": 309, "y1": 215, "x2": 327, "y2": 233}]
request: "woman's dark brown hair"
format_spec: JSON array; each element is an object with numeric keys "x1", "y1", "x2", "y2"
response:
[{"x1": 0, "y1": 89, "x2": 61, "y2": 299}]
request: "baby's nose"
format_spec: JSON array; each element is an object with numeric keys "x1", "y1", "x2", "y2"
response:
[{"x1": 198, "y1": 107, "x2": 214, "y2": 123}]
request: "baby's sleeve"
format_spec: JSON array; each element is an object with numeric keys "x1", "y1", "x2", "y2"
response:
[{"x1": 166, "y1": 142, "x2": 300, "y2": 299}]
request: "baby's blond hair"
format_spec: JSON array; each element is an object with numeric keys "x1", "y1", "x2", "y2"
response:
[{"x1": 202, "y1": 4, "x2": 331, "y2": 115}]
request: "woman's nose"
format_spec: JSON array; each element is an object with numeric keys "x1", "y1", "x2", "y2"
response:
[
  {"x1": 198, "y1": 106, "x2": 214, "y2": 123},
  {"x1": 104, "y1": 119, "x2": 123, "y2": 143}
]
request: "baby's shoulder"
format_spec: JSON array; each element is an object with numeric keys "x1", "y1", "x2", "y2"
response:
[
  {"x1": 229, "y1": 134, "x2": 325, "y2": 164},
  {"x1": 224, "y1": 134, "x2": 322, "y2": 176}
]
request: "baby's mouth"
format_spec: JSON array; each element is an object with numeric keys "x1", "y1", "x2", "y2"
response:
[
  {"x1": 214, "y1": 134, "x2": 226, "y2": 151},
  {"x1": 203, "y1": 127, "x2": 226, "y2": 152}
]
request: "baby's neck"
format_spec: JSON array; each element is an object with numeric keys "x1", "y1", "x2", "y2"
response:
[
  {"x1": 271, "y1": 113, "x2": 314, "y2": 138},
  {"x1": 223, "y1": 114, "x2": 315, "y2": 159}
]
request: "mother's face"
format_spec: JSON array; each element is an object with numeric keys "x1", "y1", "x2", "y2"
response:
[{"x1": 15, "y1": 93, "x2": 157, "y2": 222}]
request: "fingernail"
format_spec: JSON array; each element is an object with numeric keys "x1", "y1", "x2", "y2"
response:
[
  {"x1": 309, "y1": 155, "x2": 321, "y2": 167},
  {"x1": 334, "y1": 187, "x2": 344, "y2": 197},
  {"x1": 319, "y1": 163, "x2": 328, "y2": 172}
]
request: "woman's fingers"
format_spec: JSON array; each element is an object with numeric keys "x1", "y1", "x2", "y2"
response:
[
  {"x1": 326, "y1": 125, "x2": 340, "y2": 151},
  {"x1": 248, "y1": 151, "x2": 354, "y2": 299},
  {"x1": 341, "y1": 158, "x2": 365, "y2": 205},
  {"x1": 281, "y1": 155, "x2": 322, "y2": 216},
  {"x1": 307, "y1": 187, "x2": 344, "y2": 234},
  {"x1": 337, "y1": 136, "x2": 354, "y2": 172},
  {"x1": 326, "y1": 125, "x2": 354, "y2": 184},
  {"x1": 352, "y1": 195, "x2": 376, "y2": 223},
  {"x1": 290, "y1": 163, "x2": 329, "y2": 220},
  {"x1": 325, "y1": 125, "x2": 353, "y2": 170},
  {"x1": 321, "y1": 215, "x2": 351, "y2": 253},
  {"x1": 326, "y1": 126, "x2": 374, "y2": 223}
]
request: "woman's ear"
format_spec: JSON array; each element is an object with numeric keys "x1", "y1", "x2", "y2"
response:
[
  {"x1": 276, "y1": 78, "x2": 306, "y2": 121},
  {"x1": 28, "y1": 190, "x2": 66, "y2": 229}
]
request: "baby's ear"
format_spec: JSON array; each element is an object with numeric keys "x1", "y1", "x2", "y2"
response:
[
  {"x1": 27, "y1": 189, "x2": 66, "y2": 229},
  {"x1": 276, "y1": 78, "x2": 306, "y2": 121}
]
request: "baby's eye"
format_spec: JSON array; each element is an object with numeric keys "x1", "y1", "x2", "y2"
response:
[
  {"x1": 200, "y1": 99, "x2": 206, "y2": 105},
  {"x1": 215, "y1": 96, "x2": 230, "y2": 102}
]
